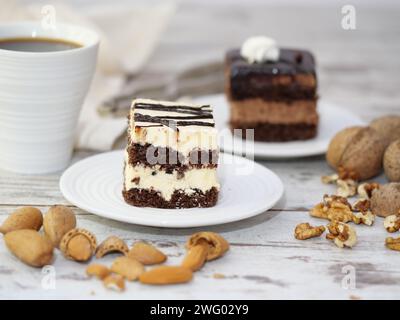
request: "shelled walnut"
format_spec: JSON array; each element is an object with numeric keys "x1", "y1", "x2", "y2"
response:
[
  {"x1": 357, "y1": 182, "x2": 380, "y2": 199},
  {"x1": 385, "y1": 236, "x2": 400, "y2": 251},
  {"x1": 326, "y1": 221, "x2": 357, "y2": 248},
  {"x1": 336, "y1": 179, "x2": 357, "y2": 198},
  {"x1": 352, "y1": 199, "x2": 375, "y2": 226},
  {"x1": 310, "y1": 195, "x2": 354, "y2": 223},
  {"x1": 321, "y1": 173, "x2": 339, "y2": 184},
  {"x1": 320, "y1": 174, "x2": 357, "y2": 198},
  {"x1": 294, "y1": 223, "x2": 325, "y2": 240},
  {"x1": 384, "y1": 214, "x2": 400, "y2": 233}
]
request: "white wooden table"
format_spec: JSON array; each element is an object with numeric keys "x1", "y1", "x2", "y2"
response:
[{"x1": 1, "y1": 2, "x2": 400, "y2": 300}]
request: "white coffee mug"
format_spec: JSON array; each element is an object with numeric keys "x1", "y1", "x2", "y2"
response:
[{"x1": 0, "y1": 22, "x2": 99, "y2": 174}]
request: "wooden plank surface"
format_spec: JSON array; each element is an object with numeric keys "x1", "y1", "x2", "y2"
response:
[
  {"x1": 1, "y1": 2, "x2": 400, "y2": 299},
  {"x1": 1, "y1": 204, "x2": 399, "y2": 300}
]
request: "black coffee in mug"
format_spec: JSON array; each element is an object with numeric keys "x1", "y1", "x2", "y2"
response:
[{"x1": 0, "y1": 37, "x2": 82, "y2": 52}]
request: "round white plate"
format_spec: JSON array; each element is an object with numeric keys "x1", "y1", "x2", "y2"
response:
[
  {"x1": 60, "y1": 151, "x2": 284, "y2": 228},
  {"x1": 194, "y1": 94, "x2": 365, "y2": 159}
]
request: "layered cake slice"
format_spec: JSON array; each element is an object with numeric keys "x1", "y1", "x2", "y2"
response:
[
  {"x1": 122, "y1": 98, "x2": 219, "y2": 209},
  {"x1": 225, "y1": 36, "x2": 318, "y2": 142}
]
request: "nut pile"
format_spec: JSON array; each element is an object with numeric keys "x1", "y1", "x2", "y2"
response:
[
  {"x1": 0, "y1": 205, "x2": 76, "y2": 266},
  {"x1": 295, "y1": 193, "x2": 362, "y2": 248},
  {"x1": 295, "y1": 169, "x2": 400, "y2": 251},
  {"x1": 0, "y1": 206, "x2": 230, "y2": 292},
  {"x1": 315, "y1": 115, "x2": 400, "y2": 251},
  {"x1": 85, "y1": 231, "x2": 229, "y2": 290}
]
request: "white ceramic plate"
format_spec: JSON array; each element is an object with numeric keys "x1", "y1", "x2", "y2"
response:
[
  {"x1": 193, "y1": 94, "x2": 365, "y2": 158},
  {"x1": 60, "y1": 151, "x2": 284, "y2": 228}
]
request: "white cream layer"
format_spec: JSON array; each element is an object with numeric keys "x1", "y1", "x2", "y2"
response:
[
  {"x1": 130, "y1": 98, "x2": 218, "y2": 159},
  {"x1": 124, "y1": 154, "x2": 220, "y2": 201}
]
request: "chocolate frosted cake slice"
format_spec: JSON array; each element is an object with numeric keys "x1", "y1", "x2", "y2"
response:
[
  {"x1": 225, "y1": 36, "x2": 318, "y2": 142},
  {"x1": 122, "y1": 98, "x2": 219, "y2": 209}
]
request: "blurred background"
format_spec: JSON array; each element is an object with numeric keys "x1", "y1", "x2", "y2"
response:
[{"x1": 2, "y1": 0, "x2": 400, "y2": 149}]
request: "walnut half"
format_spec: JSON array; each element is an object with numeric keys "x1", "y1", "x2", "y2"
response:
[
  {"x1": 353, "y1": 211, "x2": 375, "y2": 226},
  {"x1": 384, "y1": 215, "x2": 400, "y2": 233},
  {"x1": 310, "y1": 195, "x2": 354, "y2": 223},
  {"x1": 320, "y1": 174, "x2": 357, "y2": 198},
  {"x1": 326, "y1": 221, "x2": 357, "y2": 248},
  {"x1": 321, "y1": 173, "x2": 339, "y2": 184},
  {"x1": 336, "y1": 179, "x2": 357, "y2": 198},
  {"x1": 386, "y1": 237, "x2": 400, "y2": 251},
  {"x1": 357, "y1": 182, "x2": 380, "y2": 199},
  {"x1": 352, "y1": 199, "x2": 375, "y2": 226},
  {"x1": 294, "y1": 223, "x2": 325, "y2": 240}
]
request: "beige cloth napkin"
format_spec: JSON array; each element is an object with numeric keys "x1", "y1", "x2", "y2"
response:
[{"x1": 0, "y1": 0, "x2": 176, "y2": 150}]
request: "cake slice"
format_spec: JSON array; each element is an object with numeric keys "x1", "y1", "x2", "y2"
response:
[
  {"x1": 225, "y1": 36, "x2": 318, "y2": 142},
  {"x1": 122, "y1": 98, "x2": 219, "y2": 209}
]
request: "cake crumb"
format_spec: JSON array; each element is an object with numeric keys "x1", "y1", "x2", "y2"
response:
[{"x1": 213, "y1": 273, "x2": 226, "y2": 279}]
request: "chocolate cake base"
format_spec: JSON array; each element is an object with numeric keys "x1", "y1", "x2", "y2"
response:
[
  {"x1": 122, "y1": 187, "x2": 219, "y2": 209},
  {"x1": 230, "y1": 122, "x2": 317, "y2": 142},
  {"x1": 126, "y1": 143, "x2": 218, "y2": 171}
]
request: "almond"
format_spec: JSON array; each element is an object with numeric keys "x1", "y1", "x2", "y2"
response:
[
  {"x1": 111, "y1": 256, "x2": 144, "y2": 281},
  {"x1": 43, "y1": 205, "x2": 76, "y2": 248},
  {"x1": 86, "y1": 263, "x2": 111, "y2": 280},
  {"x1": 186, "y1": 232, "x2": 229, "y2": 261},
  {"x1": 0, "y1": 207, "x2": 43, "y2": 234},
  {"x1": 60, "y1": 228, "x2": 97, "y2": 262},
  {"x1": 4, "y1": 229, "x2": 53, "y2": 267},
  {"x1": 103, "y1": 274, "x2": 125, "y2": 292},
  {"x1": 128, "y1": 242, "x2": 167, "y2": 265},
  {"x1": 181, "y1": 239, "x2": 209, "y2": 271},
  {"x1": 139, "y1": 266, "x2": 193, "y2": 285}
]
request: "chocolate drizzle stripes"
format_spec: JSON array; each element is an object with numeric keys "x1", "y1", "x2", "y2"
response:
[
  {"x1": 135, "y1": 103, "x2": 212, "y2": 114},
  {"x1": 174, "y1": 121, "x2": 214, "y2": 127},
  {"x1": 138, "y1": 109, "x2": 212, "y2": 116},
  {"x1": 142, "y1": 115, "x2": 214, "y2": 120},
  {"x1": 135, "y1": 114, "x2": 173, "y2": 127},
  {"x1": 134, "y1": 114, "x2": 214, "y2": 129},
  {"x1": 133, "y1": 101, "x2": 215, "y2": 129}
]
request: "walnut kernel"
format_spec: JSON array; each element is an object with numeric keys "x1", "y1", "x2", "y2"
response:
[
  {"x1": 357, "y1": 182, "x2": 380, "y2": 199},
  {"x1": 385, "y1": 237, "x2": 400, "y2": 251},
  {"x1": 352, "y1": 199, "x2": 375, "y2": 226},
  {"x1": 326, "y1": 221, "x2": 357, "y2": 248},
  {"x1": 294, "y1": 223, "x2": 325, "y2": 240},
  {"x1": 384, "y1": 215, "x2": 400, "y2": 233},
  {"x1": 321, "y1": 173, "x2": 339, "y2": 184},
  {"x1": 336, "y1": 179, "x2": 357, "y2": 198}
]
